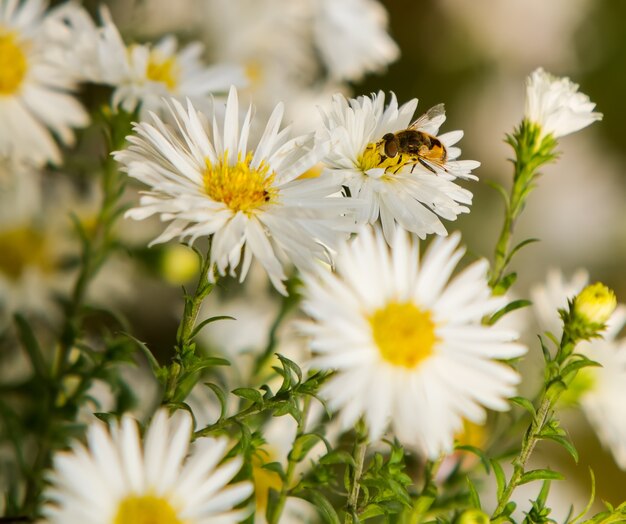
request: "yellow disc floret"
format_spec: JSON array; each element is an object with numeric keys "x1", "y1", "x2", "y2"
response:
[
  {"x1": 0, "y1": 31, "x2": 28, "y2": 95},
  {"x1": 146, "y1": 51, "x2": 179, "y2": 91},
  {"x1": 0, "y1": 228, "x2": 50, "y2": 280},
  {"x1": 114, "y1": 494, "x2": 183, "y2": 524},
  {"x1": 204, "y1": 152, "x2": 277, "y2": 213},
  {"x1": 369, "y1": 301, "x2": 438, "y2": 368}
]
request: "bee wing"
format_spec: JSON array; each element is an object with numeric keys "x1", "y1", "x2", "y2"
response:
[{"x1": 408, "y1": 104, "x2": 446, "y2": 135}]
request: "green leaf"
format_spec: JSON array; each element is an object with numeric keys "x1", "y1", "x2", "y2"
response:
[
  {"x1": 489, "y1": 299, "x2": 532, "y2": 324},
  {"x1": 519, "y1": 469, "x2": 564, "y2": 485},
  {"x1": 493, "y1": 272, "x2": 517, "y2": 295},
  {"x1": 297, "y1": 490, "x2": 341, "y2": 524},
  {"x1": 290, "y1": 433, "x2": 324, "y2": 463},
  {"x1": 509, "y1": 396, "x2": 536, "y2": 416},
  {"x1": 14, "y1": 314, "x2": 47, "y2": 379},
  {"x1": 455, "y1": 445, "x2": 490, "y2": 474},
  {"x1": 359, "y1": 503, "x2": 386, "y2": 520},
  {"x1": 504, "y1": 238, "x2": 540, "y2": 267},
  {"x1": 204, "y1": 383, "x2": 228, "y2": 421},
  {"x1": 185, "y1": 356, "x2": 231, "y2": 375},
  {"x1": 485, "y1": 180, "x2": 510, "y2": 210},
  {"x1": 466, "y1": 477, "x2": 482, "y2": 509},
  {"x1": 319, "y1": 450, "x2": 356, "y2": 467},
  {"x1": 491, "y1": 460, "x2": 506, "y2": 500},
  {"x1": 120, "y1": 331, "x2": 163, "y2": 380},
  {"x1": 570, "y1": 468, "x2": 595, "y2": 524},
  {"x1": 232, "y1": 387, "x2": 263, "y2": 405},
  {"x1": 190, "y1": 315, "x2": 235, "y2": 340},
  {"x1": 540, "y1": 434, "x2": 579, "y2": 463},
  {"x1": 560, "y1": 357, "x2": 601, "y2": 380}
]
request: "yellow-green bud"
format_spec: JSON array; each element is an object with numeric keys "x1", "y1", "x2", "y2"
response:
[
  {"x1": 458, "y1": 509, "x2": 490, "y2": 524},
  {"x1": 574, "y1": 283, "x2": 617, "y2": 325},
  {"x1": 160, "y1": 245, "x2": 199, "y2": 284}
]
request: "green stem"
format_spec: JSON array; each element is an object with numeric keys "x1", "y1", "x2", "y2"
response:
[
  {"x1": 163, "y1": 251, "x2": 215, "y2": 404},
  {"x1": 344, "y1": 421, "x2": 368, "y2": 524},
  {"x1": 269, "y1": 397, "x2": 312, "y2": 524},
  {"x1": 491, "y1": 395, "x2": 553, "y2": 518}
]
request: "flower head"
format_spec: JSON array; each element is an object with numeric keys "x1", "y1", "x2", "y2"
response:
[
  {"x1": 525, "y1": 67, "x2": 602, "y2": 139},
  {"x1": 49, "y1": 5, "x2": 245, "y2": 118},
  {"x1": 300, "y1": 227, "x2": 525, "y2": 457},
  {"x1": 42, "y1": 409, "x2": 253, "y2": 524},
  {"x1": 321, "y1": 92, "x2": 479, "y2": 244},
  {"x1": 0, "y1": 0, "x2": 88, "y2": 165},
  {"x1": 115, "y1": 87, "x2": 356, "y2": 294}
]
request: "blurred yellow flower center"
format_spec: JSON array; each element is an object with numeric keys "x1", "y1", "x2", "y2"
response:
[
  {"x1": 245, "y1": 60, "x2": 263, "y2": 86},
  {"x1": 204, "y1": 152, "x2": 277, "y2": 213},
  {"x1": 146, "y1": 51, "x2": 179, "y2": 91},
  {"x1": 0, "y1": 228, "x2": 50, "y2": 280},
  {"x1": 369, "y1": 302, "x2": 438, "y2": 368},
  {"x1": 0, "y1": 32, "x2": 28, "y2": 95},
  {"x1": 114, "y1": 494, "x2": 183, "y2": 524},
  {"x1": 252, "y1": 451, "x2": 282, "y2": 511}
]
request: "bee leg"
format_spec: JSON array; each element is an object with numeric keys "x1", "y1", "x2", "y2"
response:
[{"x1": 419, "y1": 158, "x2": 437, "y2": 174}]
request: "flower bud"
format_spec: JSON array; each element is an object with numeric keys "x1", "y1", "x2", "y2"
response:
[
  {"x1": 458, "y1": 509, "x2": 490, "y2": 524},
  {"x1": 574, "y1": 283, "x2": 617, "y2": 326}
]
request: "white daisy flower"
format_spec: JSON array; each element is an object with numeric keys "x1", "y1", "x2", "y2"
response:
[
  {"x1": 531, "y1": 269, "x2": 626, "y2": 469},
  {"x1": 114, "y1": 86, "x2": 356, "y2": 295},
  {"x1": 42, "y1": 409, "x2": 253, "y2": 524},
  {"x1": 313, "y1": 0, "x2": 399, "y2": 81},
  {"x1": 525, "y1": 67, "x2": 602, "y2": 139},
  {"x1": 48, "y1": 5, "x2": 245, "y2": 118},
  {"x1": 0, "y1": 0, "x2": 88, "y2": 165},
  {"x1": 300, "y1": 227, "x2": 526, "y2": 457},
  {"x1": 321, "y1": 91, "x2": 479, "y2": 244}
]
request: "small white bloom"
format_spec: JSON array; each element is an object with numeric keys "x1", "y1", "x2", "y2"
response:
[
  {"x1": 313, "y1": 0, "x2": 399, "y2": 81},
  {"x1": 301, "y1": 227, "x2": 526, "y2": 457},
  {"x1": 0, "y1": 0, "x2": 88, "y2": 165},
  {"x1": 321, "y1": 91, "x2": 479, "y2": 244},
  {"x1": 42, "y1": 409, "x2": 252, "y2": 524},
  {"x1": 531, "y1": 269, "x2": 626, "y2": 469},
  {"x1": 115, "y1": 86, "x2": 356, "y2": 295},
  {"x1": 525, "y1": 67, "x2": 602, "y2": 138},
  {"x1": 49, "y1": 5, "x2": 245, "y2": 118}
]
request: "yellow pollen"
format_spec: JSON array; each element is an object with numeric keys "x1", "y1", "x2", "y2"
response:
[
  {"x1": 113, "y1": 494, "x2": 184, "y2": 524},
  {"x1": 204, "y1": 152, "x2": 277, "y2": 213},
  {"x1": 297, "y1": 164, "x2": 323, "y2": 180},
  {"x1": 146, "y1": 51, "x2": 179, "y2": 91},
  {"x1": 0, "y1": 31, "x2": 28, "y2": 95},
  {"x1": 0, "y1": 228, "x2": 51, "y2": 280},
  {"x1": 252, "y1": 451, "x2": 283, "y2": 511},
  {"x1": 369, "y1": 301, "x2": 438, "y2": 368},
  {"x1": 358, "y1": 140, "x2": 406, "y2": 176}
]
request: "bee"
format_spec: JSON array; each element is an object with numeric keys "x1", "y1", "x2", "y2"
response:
[{"x1": 376, "y1": 104, "x2": 448, "y2": 175}]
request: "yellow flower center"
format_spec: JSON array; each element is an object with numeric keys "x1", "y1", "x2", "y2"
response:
[
  {"x1": 114, "y1": 494, "x2": 184, "y2": 524},
  {"x1": 0, "y1": 228, "x2": 51, "y2": 280},
  {"x1": 146, "y1": 51, "x2": 179, "y2": 91},
  {"x1": 204, "y1": 152, "x2": 277, "y2": 213},
  {"x1": 252, "y1": 451, "x2": 283, "y2": 512},
  {"x1": 0, "y1": 31, "x2": 28, "y2": 95},
  {"x1": 244, "y1": 60, "x2": 263, "y2": 87},
  {"x1": 369, "y1": 301, "x2": 438, "y2": 368}
]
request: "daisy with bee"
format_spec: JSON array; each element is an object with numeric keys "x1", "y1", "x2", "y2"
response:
[{"x1": 321, "y1": 91, "x2": 480, "y2": 244}]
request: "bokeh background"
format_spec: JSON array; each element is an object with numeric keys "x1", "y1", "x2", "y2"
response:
[{"x1": 3, "y1": 0, "x2": 626, "y2": 517}]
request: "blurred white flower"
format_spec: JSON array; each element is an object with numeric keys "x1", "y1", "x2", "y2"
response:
[
  {"x1": 301, "y1": 227, "x2": 525, "y2": 457},
  {"x1": 525, "y1": 67, "x2": 602, "y2": 139},
  {"x1": 531, "y1": 269, "x2": 626, "y2": 469},
  {"x1": 321, "y1": 91, "x2": 478, "y2": 244},
  {"x1": 115, "y1": 87, "x2": 357, "y2": 294},
  {"x1": 0, "y1": 0, "x2": 88, "y2": 165},
  {"x1": 42, "y1": 409, "x2": 253, "y2": 524},
  {"x1": 49, "y1": 5, "x2": 245, "y2": 118},
  {"x1": 313, "y1": 0, "x2": 399, "y2": 81}
]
